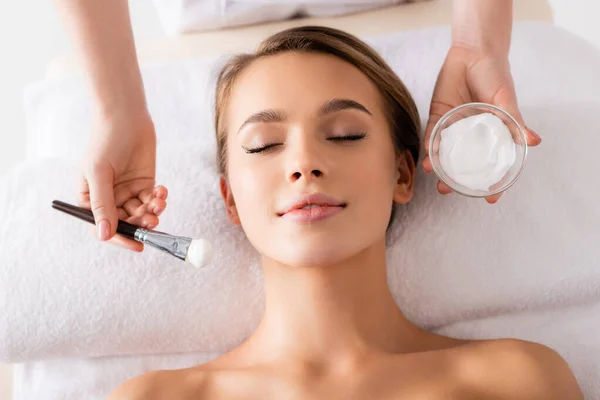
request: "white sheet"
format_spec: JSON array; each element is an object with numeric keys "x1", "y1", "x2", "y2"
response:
[{"x1": 3, "y1": 23, "x2": 600, "y2": 399}]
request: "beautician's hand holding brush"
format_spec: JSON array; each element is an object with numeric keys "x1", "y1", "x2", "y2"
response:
[{"x1": 52, "y1": 200, "x2": 213, "y2": 268}]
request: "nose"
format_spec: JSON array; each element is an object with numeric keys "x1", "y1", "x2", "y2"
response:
[
  {"x1": 289, "y1": 168, "x2": 323, "y2": 183},
  {"x1": 285, "y1": 135, "x2": 326, "y2": 184}
]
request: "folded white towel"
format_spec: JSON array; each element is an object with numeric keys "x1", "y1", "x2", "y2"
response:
[
  {"x1": 151, "y1": 0, "x2": 416, "y2": 35},
  {"x1": 2, "y1": 23, "x2": 600, "y2": 399}
]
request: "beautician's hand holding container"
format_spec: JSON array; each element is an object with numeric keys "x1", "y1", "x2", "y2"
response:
[{"x1": 428, "y1": 102, "x2": 528, "y2": 198}]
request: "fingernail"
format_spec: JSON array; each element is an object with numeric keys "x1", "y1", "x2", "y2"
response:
[
  {"x1": 98, "y1": 220, "x2": 110, "y2": 241},
  {"x1": 154, "y1": 207, "x2": 164, "y2": 215},
  {"x1": 527, "y1": 127, "x2": 542, "y2": 142}
]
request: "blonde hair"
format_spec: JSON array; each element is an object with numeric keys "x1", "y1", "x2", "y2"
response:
[{"x1": 213, "y1": 25, "x2": 421, "y2": 177}]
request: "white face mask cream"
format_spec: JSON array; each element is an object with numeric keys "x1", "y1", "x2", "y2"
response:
[{"x1": 438, "y1": 113, "x2": 516, "y2": 192}]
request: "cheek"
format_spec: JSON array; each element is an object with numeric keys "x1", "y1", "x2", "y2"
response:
[
  {"x1": 227, "y1": 155, "x2": 278, "y2": 230},
  {"x1": 348, "y1": 139, "x2": 397, "y2": 224},
  {"x1": 348, "y1": 137, "x2": 397, "y2": 194}
]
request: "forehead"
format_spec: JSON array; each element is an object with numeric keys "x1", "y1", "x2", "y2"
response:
[{"x1": 224, "y1": 52, "x2": 385, "y2": 131}]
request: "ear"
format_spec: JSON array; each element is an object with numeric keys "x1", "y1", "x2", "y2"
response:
[
  {"x1": 219, "y1": 176, "x2": 241, "y2": 225},
  {"x1": 392, "y1": 151, "x2": 415, "y2": 204}
]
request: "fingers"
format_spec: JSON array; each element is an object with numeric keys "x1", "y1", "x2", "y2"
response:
[
  {"x1": 85, "y1": 165, "x2": 118, "y2": 241},
  {"x1": 122, "y1": 198, "x2": 160, "y2": 229},
  {"x1": 138, "y1": 185, "x2": 168, "y2": 215},
  {"x1": 149, "y1": 186, "x2": 168, "y2": 216},
  {"x1": 108, "y1": 184, "x2": 168, "y2": 232},
  {"x1": 117, "y1": 208, "x2": 129, "y2": 220},
  {"x1": 495, "y1": 92, "x2": 542, "y2": 147},
  {"x1": 138, "y1": 185, "x2": 168, "y2": 203},
  {"x1": 128, "y1": 186, "x2": 167, "y2": 216},
  {"x1": 113, "y1": 178, "x2": 155, "y2": 207},
  {"x1": 79, "y1": 168, "x2": 168, "y2": 249},
  {"x1": 486, "y1": 193, "x2": 502, "y2": 204},
  {"x1": 155, "y1": 185, "x2": 168, "y2": 200},
  {"x1": 121, "y1": 213, "x2": 158, "y2": 230},
  {"x1": 109, "y1": 235, "x2": 144, "y2": 252},
  {"x1": 524, "y1": 127, "x2": 542, "y2": 147},
  {"x1": 436, "y1": 180, "x2": 503, "y2": 203},
  {"x1": 123, "y1": 198, "x2": 145, "y2": 217},
  {"x1": 424, "y1": 118, "x2": 438, "y2": 154},
  {"x1": 510, "y1": 109, "x2": 542, "y2": 147},
  {"x1": 87, "y1": 224, "x2": 144, "y2": 252},
  {"x1": 424, "y1": 101, "x2": 455, "y2": 153},
  {"x1": 81, "y1": 178, "x2": 168, "y2": 248},
  {"x1": 138, "y1": 214, "x2": 159, "y2": 230},
  {"x1": 422, "y1": 155, "x2": 433, "y2": 174},
  {"x1": 437, "y1": 181, "x2": 453, "y2": 195},
  {"x1": 77, "y1": 176, "x2": 91, "y2": 208},
  {"x1": 424, "y1": 100, "x2": 456, "y2": 177},
  {"x1": 148, "y1": 197, "x2": 167, "y2": 216},
  {"x1": 116, "y1": 189, "x2": 165, "y2": 225},
  {"x1": 118, "y1": 211, "x2": 158, "y2": 230}
]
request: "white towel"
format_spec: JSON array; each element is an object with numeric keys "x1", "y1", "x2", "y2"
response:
[
  {"x1": 151, "y1": 0, "x2": 417, "y2": 35},
  {"x1": 2, "y1": 23, "x2": 600, "y2": 399},
  {"x1": 12, "y1": 302, "x2": 600, "y2": 399},
  {"x1": 13, "y1": 352, "x2": 220, "y2": 400}
]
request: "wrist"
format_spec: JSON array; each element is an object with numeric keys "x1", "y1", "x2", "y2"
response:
[
  {"x1": 93, "y1": 90, "x2": 149, "y2": 122},
  {"x1": 451, "y1": 0, "x2": 512, "y2": 58},
  {"x1": 452, "y1": 30, "x2": 510, "y2": 59},
  {"x1": 448, "y1": 44, "x2": 510, "y2": 67},
  {"x1": 93, "y1": 106, "x2": 155, "y2": 138}
]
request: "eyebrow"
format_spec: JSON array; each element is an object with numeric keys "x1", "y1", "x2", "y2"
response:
[
  {"x1": 318, "y1": 98, "x2": 372, "y2": 117},
  {"x1": 237, "y1": 98, "x2": 372, "y2": 134}
]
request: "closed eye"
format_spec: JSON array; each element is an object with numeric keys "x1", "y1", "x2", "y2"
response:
[
  {"x1": 242, "y1": 133, "x2": 367, "y2": 154},
  {"x1": 327, "y1": 132, "x2": 367, "y2": 141},
  {"x1": 242, "y1": 143, "x2": 282, "y2": 154}
]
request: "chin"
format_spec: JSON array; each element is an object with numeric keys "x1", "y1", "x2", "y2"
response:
[
  {"x1": 272, "y1": 239, "x2": 361, "y2": 268},
  {"x1": 250, "y1": 220, "x2": 385, "y2": 268},
  {"x1": 280, "y1": 254, "x2": 349, "y2": 269}
]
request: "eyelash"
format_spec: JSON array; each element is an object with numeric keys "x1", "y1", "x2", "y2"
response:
[{"x1": 242, "y1": 132, "x2": 367, "y2": 154}]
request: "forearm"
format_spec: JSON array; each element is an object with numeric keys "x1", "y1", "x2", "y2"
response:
[
  {"x1": 54, "y1": 0, "x2": 149, "y2": 121},
  {"x1": 452, "y1": 0, "x2": 513, "y2": 57}
]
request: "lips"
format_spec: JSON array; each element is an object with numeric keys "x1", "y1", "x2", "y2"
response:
[{"x1": 278, "y1": 193, "x2": 347, "y2": 223}]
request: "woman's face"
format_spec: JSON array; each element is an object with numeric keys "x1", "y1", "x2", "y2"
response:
[{"x1": 221, "y1": 52, "x2": 414, "y2": 267}]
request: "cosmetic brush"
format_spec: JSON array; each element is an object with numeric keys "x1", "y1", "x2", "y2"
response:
[{"x1": 51, "y1": 200, "x2": 212, "y2": 268}]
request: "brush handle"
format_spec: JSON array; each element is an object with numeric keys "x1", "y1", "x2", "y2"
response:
[{"x1": 52, "y1": 200, "x2": 139, "y2": 240}]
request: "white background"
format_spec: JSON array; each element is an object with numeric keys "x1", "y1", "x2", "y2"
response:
[{"x1": 0, "y1": 0, "x2": 599, "y2": 396}]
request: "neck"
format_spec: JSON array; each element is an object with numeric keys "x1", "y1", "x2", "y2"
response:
[{"x1": 238, "y1": 238, "x2": 428, "y2": 369}]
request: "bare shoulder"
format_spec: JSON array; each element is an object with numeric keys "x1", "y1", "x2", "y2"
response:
[
  {"x1": 106, "y1": 367, "x2": 210, "y2": 400},
  {"x1": 105, "y1": 370, "x2": 167, "y2": 400},
  {"x1": 455, "y1": 338, "x2": 584, "y2": 399}
]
